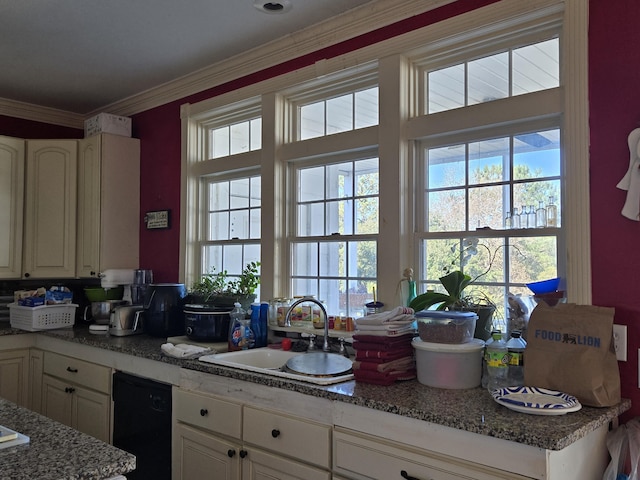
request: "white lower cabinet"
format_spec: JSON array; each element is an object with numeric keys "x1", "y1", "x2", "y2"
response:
[
  {"x1": 333, "y1": 429, "x2": 530, "y2": 480},
  {"x1": 41, "y1": 351, "x2": 112, "y2": 443},
  {"x1": 173, "y1": 387, "x2": 331, "y2": 480},
  {"x1": 0, "y1": 349, "x2": 29, "y2": 407}
]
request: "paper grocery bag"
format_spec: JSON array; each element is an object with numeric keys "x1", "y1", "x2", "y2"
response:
[{"x1": 524, "y1": 302, "x2": 620, "y2": 407}]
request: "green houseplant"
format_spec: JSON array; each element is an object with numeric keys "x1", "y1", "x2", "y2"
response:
[
  {"x1": 191, "y1": 261, "x2": 261, "y2": 311},
  {"x1": 408, "y1": 238, "x2": 506, "y2": 340}
]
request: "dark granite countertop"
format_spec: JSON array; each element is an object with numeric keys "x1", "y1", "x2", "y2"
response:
[
  {"x1": 0, "y1": 397, "x2": 135, "y2": 480},
  {"x1": 0, "y1": 324, "x2": 630, "y2": 451}
]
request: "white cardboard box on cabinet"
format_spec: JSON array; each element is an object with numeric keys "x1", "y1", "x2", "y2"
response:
[{"x1": 84, "y1": 113, "x2": 132, "y2": 138}]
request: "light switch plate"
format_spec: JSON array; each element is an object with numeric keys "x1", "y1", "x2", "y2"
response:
[{"x1": 613, "y1": 324, "x2": 627, "y2": 362}]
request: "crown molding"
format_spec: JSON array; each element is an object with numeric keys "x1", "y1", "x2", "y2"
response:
[
  {"x1": 0, "y1": 97, "x2": 84, "y2": 130},
  {"x1": 90, "y1": 0, "x2": 458, "y2": 118}
]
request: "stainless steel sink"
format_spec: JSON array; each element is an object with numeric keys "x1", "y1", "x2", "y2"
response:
[{"x1": 199, "y1": 348, "x2": 354, "y2": 385}]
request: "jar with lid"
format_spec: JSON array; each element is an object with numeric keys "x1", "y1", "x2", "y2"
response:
[{"x1": 276, "y1": 298, "x2": 291, "y2": 327}]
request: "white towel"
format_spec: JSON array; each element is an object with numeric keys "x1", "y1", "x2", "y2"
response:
[
  {"x1": 161, "y1": 343, "x2": 211, "y2": 359},
  {"x1": 617, "y1": 128, "x2": 640, "y2": 221},
  {"x1": 355, "y1": 306, "x2": 414, "y2": 325}
]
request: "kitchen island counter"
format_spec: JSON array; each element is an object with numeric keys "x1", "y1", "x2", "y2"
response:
[
  {"x1": 0, "y1": 397, "x2": 135, "y2": 480},
  {"x1": 0, "y1": 325, "x2": 630, "y2": 452}
]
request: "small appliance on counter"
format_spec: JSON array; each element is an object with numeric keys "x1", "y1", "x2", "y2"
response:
[
  {"x1": 183, "y1": 304, "x2": 232, "y2": 342},
  {"x1": 100, "y1": 269, "x2": 136, "y2": 303},
  {"x1": 131, "y1": 269, "x2": 153, "y2": 305},
  {"x1": 141, "y1": 283, "x2": 187, "y2": 337},
  {"x1": 109, "y1": 305, "x2": 144, "y2": 336}
]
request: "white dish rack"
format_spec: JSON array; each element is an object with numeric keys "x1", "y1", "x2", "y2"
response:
[{"x1": 9, "y1": 303, "x2": 77, "y2": 331}]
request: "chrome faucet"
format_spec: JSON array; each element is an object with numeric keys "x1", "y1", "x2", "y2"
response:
[{"x1": 285, "y1": 297, "x2": 330, "y2": 352}]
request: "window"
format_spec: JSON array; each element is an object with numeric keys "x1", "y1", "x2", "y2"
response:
[
  {"x1": 415, "y1": 35, "x2": 563, "y2": 325},
  {"x1": 209, "y1": 117, "x2": 262, "y2": 158},
  {"x1": 202, "y1": 175, "x2": 261, "y2": 290},
  {"x1": 426, "y1": 38, "x2": 559, "y2": 114},
  {"x1": 290, "y1": 157, "x2": 379, "y2": 316}
]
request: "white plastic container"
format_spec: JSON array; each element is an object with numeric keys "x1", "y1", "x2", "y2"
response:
[{"x1": 412, "y1": 337, "x2": 484, "y2": 389}]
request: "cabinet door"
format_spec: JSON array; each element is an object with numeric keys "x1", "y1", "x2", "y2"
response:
[
  {"x1": 242, "y1": 447, "x2": 330, "y2": 480},
  {"x1": 173, "y1": 423, "x2": 241, "y2": 480},
  {"x1": 0, "y1": 349, "x2": 29, "y2": 407},
  {"x1": 42, "y1": 374, "x2": 73, "y2": 427},
  {"x1": 0, "y1": 136, "x2": 25, "y2": 279},
  {"x1": 23, "y1": 140, "x2": 77, "y2": 278},
  {"x1": 73, "y1": 385, "x2": 111, "y2": 443},
  {"x1": 29, "y1": 349, "x2": 44, "y2": 413},
  {"x1": 77, "y1": 134, "x2": 140, "y2": 277}
]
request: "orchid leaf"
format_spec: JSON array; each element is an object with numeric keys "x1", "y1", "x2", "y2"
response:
[{"x1": 439, "y1": 270, "x2": 472, "y2": 299}]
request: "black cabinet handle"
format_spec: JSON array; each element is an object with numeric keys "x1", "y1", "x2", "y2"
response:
[
  {"x1": 400, "y1": 471, "x2": 423, "y2": 480},
  {"x1": 271, "y1": 429, "x2": 280, "y2": 438},
  {"x1": 64, "y1": 387, "x2": 75, "y2": 394},
  {"x1": 227, "y1": 449, "x2": 235, "y2": 458},
  {"x1": 24, "y1": 273, "x2": 30, "y2": 278},
  {"x1": 66, "y1": 367, "x2": 78, "y2": 373},
  {"x1": 239, "y1": 449, "x2": 247, "y2": 458},
  {"x1": 200, "y1": 408, "x2": 208, "y2": 416}
]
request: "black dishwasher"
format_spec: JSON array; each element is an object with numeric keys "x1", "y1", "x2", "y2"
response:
[{"x1": 113, "y1": 371, "x2": 172, "y2": 480}]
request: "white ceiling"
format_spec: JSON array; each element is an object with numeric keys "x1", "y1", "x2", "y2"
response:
[{"x1": 0, "y1": 0, "x2": 375, "y2": 115}]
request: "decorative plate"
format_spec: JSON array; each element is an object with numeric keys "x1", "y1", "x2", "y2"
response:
[{"x1": 491, "y1": 386, "x2": 582, "y2": 415}]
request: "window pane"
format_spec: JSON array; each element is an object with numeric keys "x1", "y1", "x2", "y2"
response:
[
  {"x1": 297, "y1": 203, "x2": 325, "y2": 236},
  {"x1": 210, "y1": 182, "x2": 229, "y2": 210},
  {"x1": 250, "y1": 208, "x2": 261, "y2": 239},
  {"x1": 326, "y1": 94, "x2": 353, "y2": 135},
  {"x1": 428, "y1": 145, "x2": 465, "y2": 189},
  {"x1": 250, "y1": 176, "x2": 261, "y2": 207},
  {"x1": 513, "y1": 179, "x2": 560, "y2": 226},
  {"x1": 292, "y1": 243, "x2": 318, "y2": 276},
  {"x1": 348, "y1": 241, "x2": 376, "y2": 278},
  {"x1": 513, "y1": 39, "x2": 559, "y2": 95},
  {"x1": 468, "y1": 52, "x2": 509, "y2": 105},
  {"x1": 230, "y1": 210, "x2": 249, "y2": 239},
  {"x1": 230, "y1": 178, "x2": 249, "y2": 209},
  {"x1": 326, "y1": 199, "x2": 352, "y2": 235},
  {"x1": 423, "y1": 238, "x2": 459, "y2": 281},
  {"x1": 211, "y1": 126, "x2": 229, "y2": 158},
  {"x1": 298, "y1": 166, "x2": 325, "y2": 202},
  {"x1": 355, "y1": 197, "x2": 378, "y2": 234},
  {"x1": 514, "y1": 129, "x2": 561, "y2": 180},
  {"x1": 291, "y1": 278, "x2": 317, "y2": 297},
  {"x1": 509, "y1": 236, "x2": 557, "y2": 283},
  {"x1": 209, "y1": 211, "x2": 229, "y2": 240},
  {"x1": 355, "y1": 158, "x2": 379, "y2": 196},
  {"x1": 469, "y1": 138, "x2": 508, "y2": 186},
  {"x1": 250, "y1": 118, "x2": 262, "y2": 151},
  {"x1": 469, "y1": 185, "x2": 505, "y2": 230},
  {"x1": 300, "y1": 102, "x2": 324, "y2": 140},
  {"x1": 203, "y1": 245, "x2": 223, "y2": 273},
  {"x1": 428, "y1": 64, "x2": 465, "y2": 114},
  {"x1": 326, "y1": 162, "x2": 352, "y2": 200},
  {"x1": 355, "y1": 87, "x2": 378, "y2": 128},
  {"x1": 427, "y1": 190, "x2": 466, "y2": 232},
  {"x1": 319, "y1": 242, "x2": 345, "y2": 277},
  {"x1": 230, "y1": 122, "x2": 250, "y2": 155}
]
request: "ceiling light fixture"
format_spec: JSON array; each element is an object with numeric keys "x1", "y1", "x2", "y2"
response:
[{"x1": 253, "y1": 0, "x2": 292, "y2": 14}]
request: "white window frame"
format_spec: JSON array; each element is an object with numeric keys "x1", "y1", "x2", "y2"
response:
[{"x1": 180, "y1": 0, "x2": 590, "y2": 307}]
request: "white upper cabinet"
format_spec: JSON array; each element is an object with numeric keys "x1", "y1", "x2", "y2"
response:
[
  {"x1": 23, "y1": 140, "x2": 77, "y2": 279},
  {"x1": 77, "y1": 134, "x2": 140, "y2": 278},
  {"x1": 0, "y1": 136, "x2": 25, "y2": 279}
]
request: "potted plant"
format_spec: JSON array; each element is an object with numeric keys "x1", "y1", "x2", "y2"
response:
[
  {"x1": 190, "y1": 261, "x2": 261, "y2": 311},
  {"x1": 408, "y1": 238, "x2": 511, "y2": 340}
]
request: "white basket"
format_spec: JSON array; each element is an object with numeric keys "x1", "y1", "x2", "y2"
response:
[{"x1": 9, "y1": 303, "x2": 77, "y2": 331}]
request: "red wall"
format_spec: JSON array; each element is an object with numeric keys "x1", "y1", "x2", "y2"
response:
[
  {"x1": 0, "y1": 114, "x2": 82, "y2": 139},
  {"x1": 589, "y1": 0, "x2": 640, "y2": 420}
]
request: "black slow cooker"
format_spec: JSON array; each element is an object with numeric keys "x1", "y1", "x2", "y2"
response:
[{"x1": 184, "y1": 304, "x2": 232, "y2": 341}]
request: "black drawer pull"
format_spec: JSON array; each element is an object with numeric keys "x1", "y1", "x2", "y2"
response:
[
  {"x1": 200, "y1": 408, "x2": 208, "y2": 416},
  {"x1": 271, "y1": 429, "x2": 280, "y2": 438},
  {"x1": 239, "y1": 449, "x2": 247, "y2": 458},
  {"x1": 227, "y1": 449, "x2": 235, "y2": 458},
  {"x1": 64, "y1": 387, "x2": 75, "y2": 394},
  {"x1": 400, "y1": 471, "x2": 423, "y2": 480},
  {"x1": 66, "y1": 367, "x2": 78, "y2": 373}
]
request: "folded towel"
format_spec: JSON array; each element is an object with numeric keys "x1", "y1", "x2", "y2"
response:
[
  {"x1": 161, "y1": 343, "x2": 211, "y2": 359},
  {"x1": 352, "y1": 356, "x2": 415, "y2": 373},
  {"x1": 354, "y1": 323, "x2": 416, "y2": 336},
  {"x1": 352, "y1": 333, "x2": 415, "y2": 345},
  {"x1": 353, "y1": 338, "x2": 413, "y2": 351},
  {"x1": 355, "y1": 347, "x2": 414, "y2": 362},
  {"x1": 354, "y1": 306, "x2": 414, "y2": 325}
]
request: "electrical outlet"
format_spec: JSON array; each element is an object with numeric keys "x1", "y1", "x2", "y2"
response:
[{"x1": 613, "y1": 324, "x2": 627, "y2": 362}]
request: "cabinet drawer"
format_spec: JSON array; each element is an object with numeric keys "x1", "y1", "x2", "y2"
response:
[
  {"x1": 243, "y1": 406, "x2": 330, "y2": 469},
  {"x1": 333, "y1": 429, "x2": 531, "y2": 480},
  {"x1": 173, "y1": 388, "x2": 242, "y2": 440},
  {"x1": 43, "y1": 351, "x2": 111, "y2": 394}
]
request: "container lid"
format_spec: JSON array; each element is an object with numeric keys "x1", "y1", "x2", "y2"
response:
[
  {"x1": 412, "y1": 337, "x2": 484, "y2": 352},
  {"x1": 183, "y1": 304, "x2": 232, "y2": 313},
  {"x1": 414, "y1": 310, "x2": 478, "y2": 320}
]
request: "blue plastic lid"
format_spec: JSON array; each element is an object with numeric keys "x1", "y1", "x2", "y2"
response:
[{"x1": 414, "y1": 310, "x2": 478, "y2": 320}]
